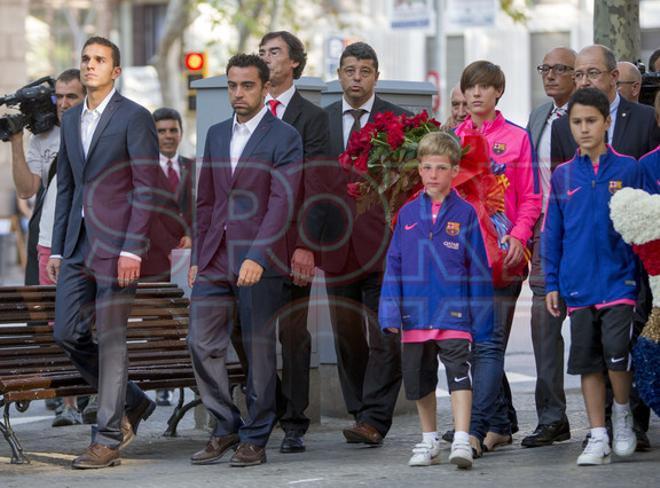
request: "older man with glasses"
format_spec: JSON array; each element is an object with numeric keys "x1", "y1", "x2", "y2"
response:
[
  {"x1": 522, "y1": 47, "x2": 576, "y2": 449},
  {"x1": 549, "y1": 44, "x2": 660, "y2": 453}
]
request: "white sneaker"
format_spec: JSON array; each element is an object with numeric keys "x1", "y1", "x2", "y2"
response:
[
  {"x1": 577, "y1": 436, "x2": 611, "y2": 466},
  {"x1": 448, "y1": 439, "x2": 473, "y2": 469},
  {"x1": 612, "y1": 408, "x2": 637, "y2": 457},
  {"x1": 408, "y1": 441, "x2": 441, "y2": 466}
]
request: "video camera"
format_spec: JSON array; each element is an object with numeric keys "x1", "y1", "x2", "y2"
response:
[
  {"x1": 635, "y1": 61, "x2": 660, "y2": 107},
  {"x1": 0, "y1": 76, "x2": 57, "y2": 142}
]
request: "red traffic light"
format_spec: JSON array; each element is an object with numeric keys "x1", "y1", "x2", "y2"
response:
[{"x1": 184, "y1": 52, "x2": 205, "y2": 71}]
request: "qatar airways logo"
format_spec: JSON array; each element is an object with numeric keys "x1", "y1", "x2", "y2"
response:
[{"x1": 443, "y1": 241, "x2": 460, "y2": 250}]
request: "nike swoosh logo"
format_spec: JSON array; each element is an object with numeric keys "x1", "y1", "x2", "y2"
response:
[
  {"x1": 610, "y1": 357, "x2": 626, "y2": 363},
  {"x1": 454, "y1": 376, "x2": 468, "y2": 382},
  {"x1": 404, "y1": 223, "x2": 418, "y2": 231},
  {"x1": 567, "y1": 186, "x2": 582, "y2": 197}
]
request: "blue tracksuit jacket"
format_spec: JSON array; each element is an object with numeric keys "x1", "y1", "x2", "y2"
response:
[
  {"x1": 542, "y1": 146, "x2": 642, "y2": 307},
  {"x1": 378, "y1": 190, "x2": 494, "y2": 343},
  {"x1": 640, "y1": 146, "x2": 660, "y2": 194}
]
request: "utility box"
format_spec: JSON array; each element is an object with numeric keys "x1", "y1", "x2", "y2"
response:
[{"x1": 320, "y1": 79, "x2": 436, "y2": 114}]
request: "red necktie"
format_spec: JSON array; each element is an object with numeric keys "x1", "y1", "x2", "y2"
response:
[
  {"x1": 268, "y1": 99, "x2": 280, "y2": 117},
  {"x1": 167, "y1": 159, "x2": 179, "y2": 193}
]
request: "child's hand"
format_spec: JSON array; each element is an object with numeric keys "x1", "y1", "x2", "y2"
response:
[
  {"x1": 385, "y1": 327, "x2": 400, "y2": 334},
  {"x1": 545, "y1": 291, "x2": 561, "y2": 317},
  {"x1": 502, "y1": 235, "x2": 524, "y2": 268}
]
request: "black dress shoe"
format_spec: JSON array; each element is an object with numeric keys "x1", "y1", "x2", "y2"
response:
[
  {"x1": 521, "y1": 420, "x2": 571, "y2": 448},
  {"x1": 280, "y1": 431, "x2": 306, "y2": 453},
  {"x1": 125, "y1": 395, "x2": 156, "y2": 435},
  {"x1": 634, "y1": 428, "x2": 651, "y2": 451}
]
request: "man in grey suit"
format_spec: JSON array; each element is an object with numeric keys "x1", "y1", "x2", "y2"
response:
[
  {"x1": 522, "y1": 47, "x2": 576, "y2": 448},
  {"x1": 47, "y1": 37, "x2": 159, "y2": 469}
]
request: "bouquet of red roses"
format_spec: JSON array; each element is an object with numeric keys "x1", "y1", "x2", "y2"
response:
[{"x1": 339, "y1": 110, "x2": 441, "y2": 221}]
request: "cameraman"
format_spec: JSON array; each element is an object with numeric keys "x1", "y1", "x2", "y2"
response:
[{"x1": 8, "y1": 68, "x2": 85, "y2": 426}]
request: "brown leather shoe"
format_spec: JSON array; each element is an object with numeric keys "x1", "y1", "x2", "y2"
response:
[
  {"x1": 483, "y1": 431, "x2": 512, "y2": 452},
  {"x1": 119, "y1": 416, "x2": 135, "y2": 450},
  {"x1": 190, "y1": 434, "x2": 240, "y2": 465},
  {"x1": 71, "y1": 443, "x2": 121, "y2": 469},
  {"x1": 342, "y1": 422, "x2": 383, "y2": 445},
  {"x1": 229, "y1": 442, "x2": 267, "y2": 467}
]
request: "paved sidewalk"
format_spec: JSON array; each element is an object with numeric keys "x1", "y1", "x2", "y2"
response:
[{"x1": 1, "y1": 387, "x2": 658, "y2": 488}]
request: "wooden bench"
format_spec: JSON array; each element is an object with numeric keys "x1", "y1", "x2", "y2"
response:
[{"x1": 0, "y1": 283, "x2": 244, "y2": 464}]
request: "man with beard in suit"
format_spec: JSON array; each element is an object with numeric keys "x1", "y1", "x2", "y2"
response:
[
  {"x1": 257, "y1": 30, "x2": 329, "y2": 454},
  {"x1": 320, "y1": 42, "x2": 411, "y2": 446}
]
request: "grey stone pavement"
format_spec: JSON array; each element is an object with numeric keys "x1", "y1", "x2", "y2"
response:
[{"x1": 0, "y1": 268, "x2": 658, "y2": 486}]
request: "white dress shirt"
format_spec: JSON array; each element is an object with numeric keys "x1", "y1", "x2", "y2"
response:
[
  {"x1": 159, "y1": 152, "x2": 181, "y2": 178},
  {"x1": 341, "y1": 94, "x2": 375, "y2": 149},
  {"x1": 265, "y1": 84, "x2": 296, "y2": 120},
  {"x1": 230, "y1": 105, "x2": 268, "y2": 174},
  {"x1": 81, "y1": 88, "x2": 115, "y2": 158}
]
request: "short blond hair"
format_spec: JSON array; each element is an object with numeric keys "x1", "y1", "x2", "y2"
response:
[{"x1": 417, "y1": 130, "x2": 462, "y2": 166}]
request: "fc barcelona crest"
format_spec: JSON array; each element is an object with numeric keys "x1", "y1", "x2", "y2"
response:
[
  {"x1": 446, "y1": 221, "x2": 461, "y2": 236},
  {"x1": 493, "y1": 142, "x2": 507, "y2": 155},
  {"x1": 609, "y1": 180, "x2": 623, "y2": 194}
]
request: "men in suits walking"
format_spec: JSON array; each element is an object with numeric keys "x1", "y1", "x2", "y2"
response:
[
  {"x1": 46, "y1": 37, "x2": 159, "y2": 469},
  {"x1": 320, "y1": 42, "x2": 410, "y2": 446},
  {"x1": 187, "y1": 54, "x2": 302, "y2": 467},
  {"x1": 258, "y1": 31, "x2": 329, "y2": 454},
  {"x1": 550, "y1": 44, "x2": 660, "y2": 450},
  {"x1": 141, "y1": 107, "x2": 193, "y2": 283},
  {"x1": 522, "y1": 47, "x2": 576, "y2": 448}
]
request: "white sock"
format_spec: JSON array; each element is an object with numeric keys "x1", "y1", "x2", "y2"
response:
[
  {"x1": 454, "y1": 431, "x2": 470, "y2": 444},
  {"x1": 591, "y1": 427, "x2": 609, "y2": 442},
  {"x1": 422, "y1": 432, "x2": 438, "y2": 445},
  {"x1": 613, "y1": 400, "x2": 631, "y2": 414}
]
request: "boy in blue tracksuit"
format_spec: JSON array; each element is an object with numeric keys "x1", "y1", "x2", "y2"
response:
[
  {"x1": 379, "y1": 131, "x2": 494, "y2": 470},
  {"x1": 542, "y1": 88, "x2": 643, "y2": 466},
  {"x1": 639, "y1": 146, "x2": 660, "y2": 194}
]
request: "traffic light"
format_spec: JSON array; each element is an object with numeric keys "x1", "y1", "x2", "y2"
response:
[{"x1": 184, "y1": 51, "x2": 207, "y2": 111}]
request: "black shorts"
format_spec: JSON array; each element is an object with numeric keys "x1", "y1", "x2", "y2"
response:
[
  {"x1": 567, "y1": 305, "x2": 634, "y2": 375},
  {"x1": 402, "y1": 339, "x2": 472, "y2": 400}
]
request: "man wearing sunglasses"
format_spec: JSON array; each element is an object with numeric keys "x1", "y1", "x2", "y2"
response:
[
  {"x1": 550, "y1": 44, "x2": 660, "y2": 453},
  {"x1": 522, "y1": 47, "x2": 576, "y2": 449}
]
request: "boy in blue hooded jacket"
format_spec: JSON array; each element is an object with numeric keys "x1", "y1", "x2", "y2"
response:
[{"x1": 379, "y1": 131, "x2": 494, "y2": 470}]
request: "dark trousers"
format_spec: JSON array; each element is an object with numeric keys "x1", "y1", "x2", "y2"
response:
[
  {"x1": 189, "y1": 272, "x2": 284, "y2": 447},
  {"x1": 276, "y1": 280, "x2": 312, "y2": 435},
  {"x1": 529, "y1": 219, "x2": 568, "y2": 426},
  {"x1": 325, "y1": 270, "x2": 402, "y2": 437},
  {"x1": 53, "y1": 225, "x2": 145, "y2": 448}
]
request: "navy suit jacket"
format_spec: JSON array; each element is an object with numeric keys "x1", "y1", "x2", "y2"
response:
[
  {"x1": 551, "y1": 96, "x2": 660, "y2": 166},
  {"x1": 318, "y1": 96, "x2": 412, "y2": 275},
  {"x1": 52, "y1": 91, "x2": 159, "y2": 262},
  {"x1": 193, "y1": 110, "x2": 303, "y2": 277}
]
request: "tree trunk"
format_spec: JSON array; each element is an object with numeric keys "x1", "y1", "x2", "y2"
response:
[
  {"x1": 151, "y1": 0, "x2": 197, "y2": 109},
  {"x1": 593, "y1": 0, "x2": 640, "y2": 62}
]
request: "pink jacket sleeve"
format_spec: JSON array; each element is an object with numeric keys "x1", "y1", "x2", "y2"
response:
[{"x1": 509, "y1": 133, "x2": 541, "y2": 244}]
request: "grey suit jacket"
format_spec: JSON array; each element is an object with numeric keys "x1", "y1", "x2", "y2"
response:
[{"x1": 527, "y1": 101, "x2": 554, "y2": 150}]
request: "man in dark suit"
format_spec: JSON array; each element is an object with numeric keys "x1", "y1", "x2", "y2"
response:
[
  {"x1": 320, "y1": 42, "x2": 410, "y2": 446},
  {"x1": 46, "y1": 37, "x2": 159, "y2": 469},
  {"x1": 550, "y1": 44, "x2": 658, "y2": 450},
  {"x1": 522, "y1": 47, "x2": 576, "y2": 448},
  {"x1": 551, "y1": 45, "x2": 660, "y2": 164},
  {"x1": 258, "y1": 31, "x2": 329, "y2": 454},
  {"x1": 187, "y1": 54, "x2": 302, "y2": 468},
  {"x1": 140, "y1": 107, "x2": 193, "y2": 283}
]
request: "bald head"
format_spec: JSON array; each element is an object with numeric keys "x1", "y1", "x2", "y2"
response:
[
  {"x1": 616, "y1": 61, "x2": 641, "y2": 103},
  {"x1": 539, "y1": 47, "x2": 577, "y2": 106},
  {"x1": 574, "y1": 45, "x2": 619, "y2": 101}
]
